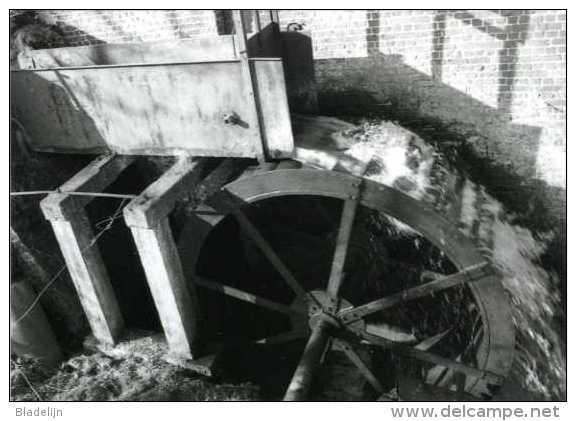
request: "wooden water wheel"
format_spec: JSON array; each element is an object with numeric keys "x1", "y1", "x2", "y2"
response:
[{"x1": 178, "y1": 160, "x2": 515, "y2": 401}]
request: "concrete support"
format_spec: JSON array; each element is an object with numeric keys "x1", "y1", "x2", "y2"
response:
[{"x1": 40, "y1": 154, "x2": 133, "y2": 346}]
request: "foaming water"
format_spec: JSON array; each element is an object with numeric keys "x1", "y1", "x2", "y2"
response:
[{"x1": 295, "y1": 118, "x2": 566, "y2": 400}]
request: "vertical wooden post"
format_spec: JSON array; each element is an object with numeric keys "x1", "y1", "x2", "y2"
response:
[
  {"x1": 123, "y1": 157, "x2": 205, "y2": 359},
  {"x1": 40, "y1": 154, "x2": 132, "y2": 346},
  {"x1": 233, "y1": 10, "x2": 268, "y2": 161},
  {"x1": 129, "y1": 219, "x2": 198, "y2": 358},
  {"x1": 49, "y1": 211, "x2": 123, "y2": 345}
]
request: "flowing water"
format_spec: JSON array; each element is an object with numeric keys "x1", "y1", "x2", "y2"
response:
[{"x1": 294, "y1": 118, "x2": 566, "y2": 400}]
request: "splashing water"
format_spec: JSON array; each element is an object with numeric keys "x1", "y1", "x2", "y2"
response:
[{"x1": 294, "y1": 117, "x2": 566, "y2": 400}]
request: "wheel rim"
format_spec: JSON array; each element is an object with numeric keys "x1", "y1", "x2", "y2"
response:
[{"x1": 179, "y1": 168, "x2": 515, "y2": 400}]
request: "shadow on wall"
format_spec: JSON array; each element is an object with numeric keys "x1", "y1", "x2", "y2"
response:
[
  {"x1": 429, "y1": 10, "x2": 531, "y2": 116},
  {"x1": 307, "y1": 10, "x2": 564, "y2": 293},
  {"x1": 313, "y1": 11, "x2": 564, "y2": 230}
]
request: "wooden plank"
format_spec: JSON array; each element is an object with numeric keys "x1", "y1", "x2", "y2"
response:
[
  {"x1": 49, "y1": 210, "x2": 124, "y2": 346},
  {"x1": 123, "y1": 159, "x2": 210, "y2": 359},
  {"x1": 123, "y1": 157, "x2": 205, "y2": 229},
  {"x1": 339, "y1": 262, "x2": 493, "y2": 324},
  {"x1": 252, "y1": 59, "x2": 294, "y2": 158},
  {"x1": 232, "y1": 210, "x2": 308, "y2": 300},
  {"x1": 17, "y1": 37, "x2": 238, "y2": 70},
  {"x1": 12, "y1": 60, "x2": 291, "y2": 158},
  {"x1": 255, "y1": 329, "x2": 308, "y2": 345},
  {"x1": 39, "y1": 154, "x2": 131, "y2": 346},
  {"x1": 415, "y1": 329, "x2": 451, "y2": 351},
  {"x1": 333, "y1": 339, "x2": 384, "y2": 394},
  {"x1": 232, "y1": 10, "x2": 267, "y2": 161},
  {"x1": 192, "y1": 276, "x2": 304, "y2": 316},
  {"x1": 354, "y1": 330, "x2": 502, "y2": 384},
  {"x1": 194, "y1": 158, "x2": 251, "y2": 202},
  {"x1": 41, "y1": 154, "x2": 134, "y2": 221},
  {"x1": 326, "y1": 198, "x2": 359, "y2": 302},
  {"x1": 130, "y1": 218, "x2": 199, "y2": 359}
]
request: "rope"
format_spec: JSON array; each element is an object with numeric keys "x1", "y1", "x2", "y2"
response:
[{"x1": 10, "y1": 190, "x2": 138, "y2": 199}]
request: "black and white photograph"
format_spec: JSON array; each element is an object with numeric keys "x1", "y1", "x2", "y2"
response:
[{"x1": 7, "y1": 4, "x2": 568, "y2": 414}]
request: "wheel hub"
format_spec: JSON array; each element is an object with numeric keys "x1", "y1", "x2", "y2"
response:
[{"x1": 290, "y1": 290, "x2": 364, "y2": 333}]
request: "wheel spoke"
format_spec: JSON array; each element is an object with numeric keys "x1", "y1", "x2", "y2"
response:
[
  {"x1": 283, "y1": 320, "x2": 332, "y2": 401},
  {"x1": 233, "y1": 210, "x2": 309, "y2": 300},
  {"x1": 192, "y1": 276, "x2": 305, "y2": 316},
  {"x1": 326, "y1": 198, "x2": 359, "y2": 301},
  {"x1": 333, "y1": 339, "x2": 384, "y2": 394},
  {"x1": 255, "y1": 328, "x2": 309, "y2": 345},
  {"x1": 366, "y1": 322, "x2": 417, "y2": 343},
  {"x1": 338, "y1": 262, "x2": 494, "y2": 324},
  {"x1": 415, "y1": 329, "x2": 451, "y2": 351},
  {"x1": 348, "y1": 328, "x2": 502, "y2": 384}
]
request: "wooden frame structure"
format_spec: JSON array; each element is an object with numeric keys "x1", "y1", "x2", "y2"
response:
[
  {"x1": 40, "y1": 154, "x2": 219, "y2": 360},
  {"x1": 40, "y1": 154, "x2": 133, "y2": 345},
  {"x1": 12, "y1": 11, "x2": 292, "y2": 161},
  {"x1": 31, "y1": 9, "x2": 290, "y2": 363},
  {"x1": 39, "y1": 154, "x2": 515, "y2": 398},
  {"x1": 24, "y1": 10, "x2": 516, "y2": 400},
  {"x1": 122, "y1": 157, "x2": 205, "y2": 359}
]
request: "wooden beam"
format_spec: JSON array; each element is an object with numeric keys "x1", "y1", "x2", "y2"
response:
[
  {"x1": 17, "y1": 37, "x2": 238, "y2": 70},
  {"x1": 233, "y1": 210, "x2": 308, "y2": 300},
  {"x1": 40, "y1": 155, "x2": 130, "y2": 346},
  {"x1": 129, "y1": 219, "x2": 199, "y2": 359},
  {"x1": 326, "y1": 197, "x2": 359, "y2": 303},
  {"x1": 49, "y1": 212, "x2": 124, "y2": 346},
  {"x1": 123, "y1": 157, "x2": 205, "y2": 229},
  {"x1": 192, "y1": 276, "x2": 305, "y2": 316},
  {"x1": 41, "y1": 154, "x2": 134, "y2": 220},
  {"x1": 333, "y1": 339, "x2": 384, "y2": 394},
  {"x1": 124, "y1": 157, "x2": 206, "y2": 359},
  {"x1": 255, "y1": 328, "x2": 308, "y2": 345},
  {"x1": 354, "y1": 329, "x2": 502, "y2": 384},
  {"x1": 283, "y1": 320, "x2": 331, "y2": 401},
  {"x1": 339, "y1": 262, "x2": 493, "y2": 324},
  {"x1": 232, "y1": 10, "x2": 268, "y2": 161}
]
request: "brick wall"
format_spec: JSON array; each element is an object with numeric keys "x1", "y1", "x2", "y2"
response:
[
  {"x1": 35, "y1": 9, "x2": 566, "y2": 218},
  {"x1": 38, "y1": 10, "x2": 220, "y2": 45},
  {"x1": 277, "y1": 10, "x2": 566, "y2": 193}
]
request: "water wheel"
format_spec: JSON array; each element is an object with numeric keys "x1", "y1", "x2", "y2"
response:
[{"x1": 178, "y1": 161, "x2": 515, "y2": 401}]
